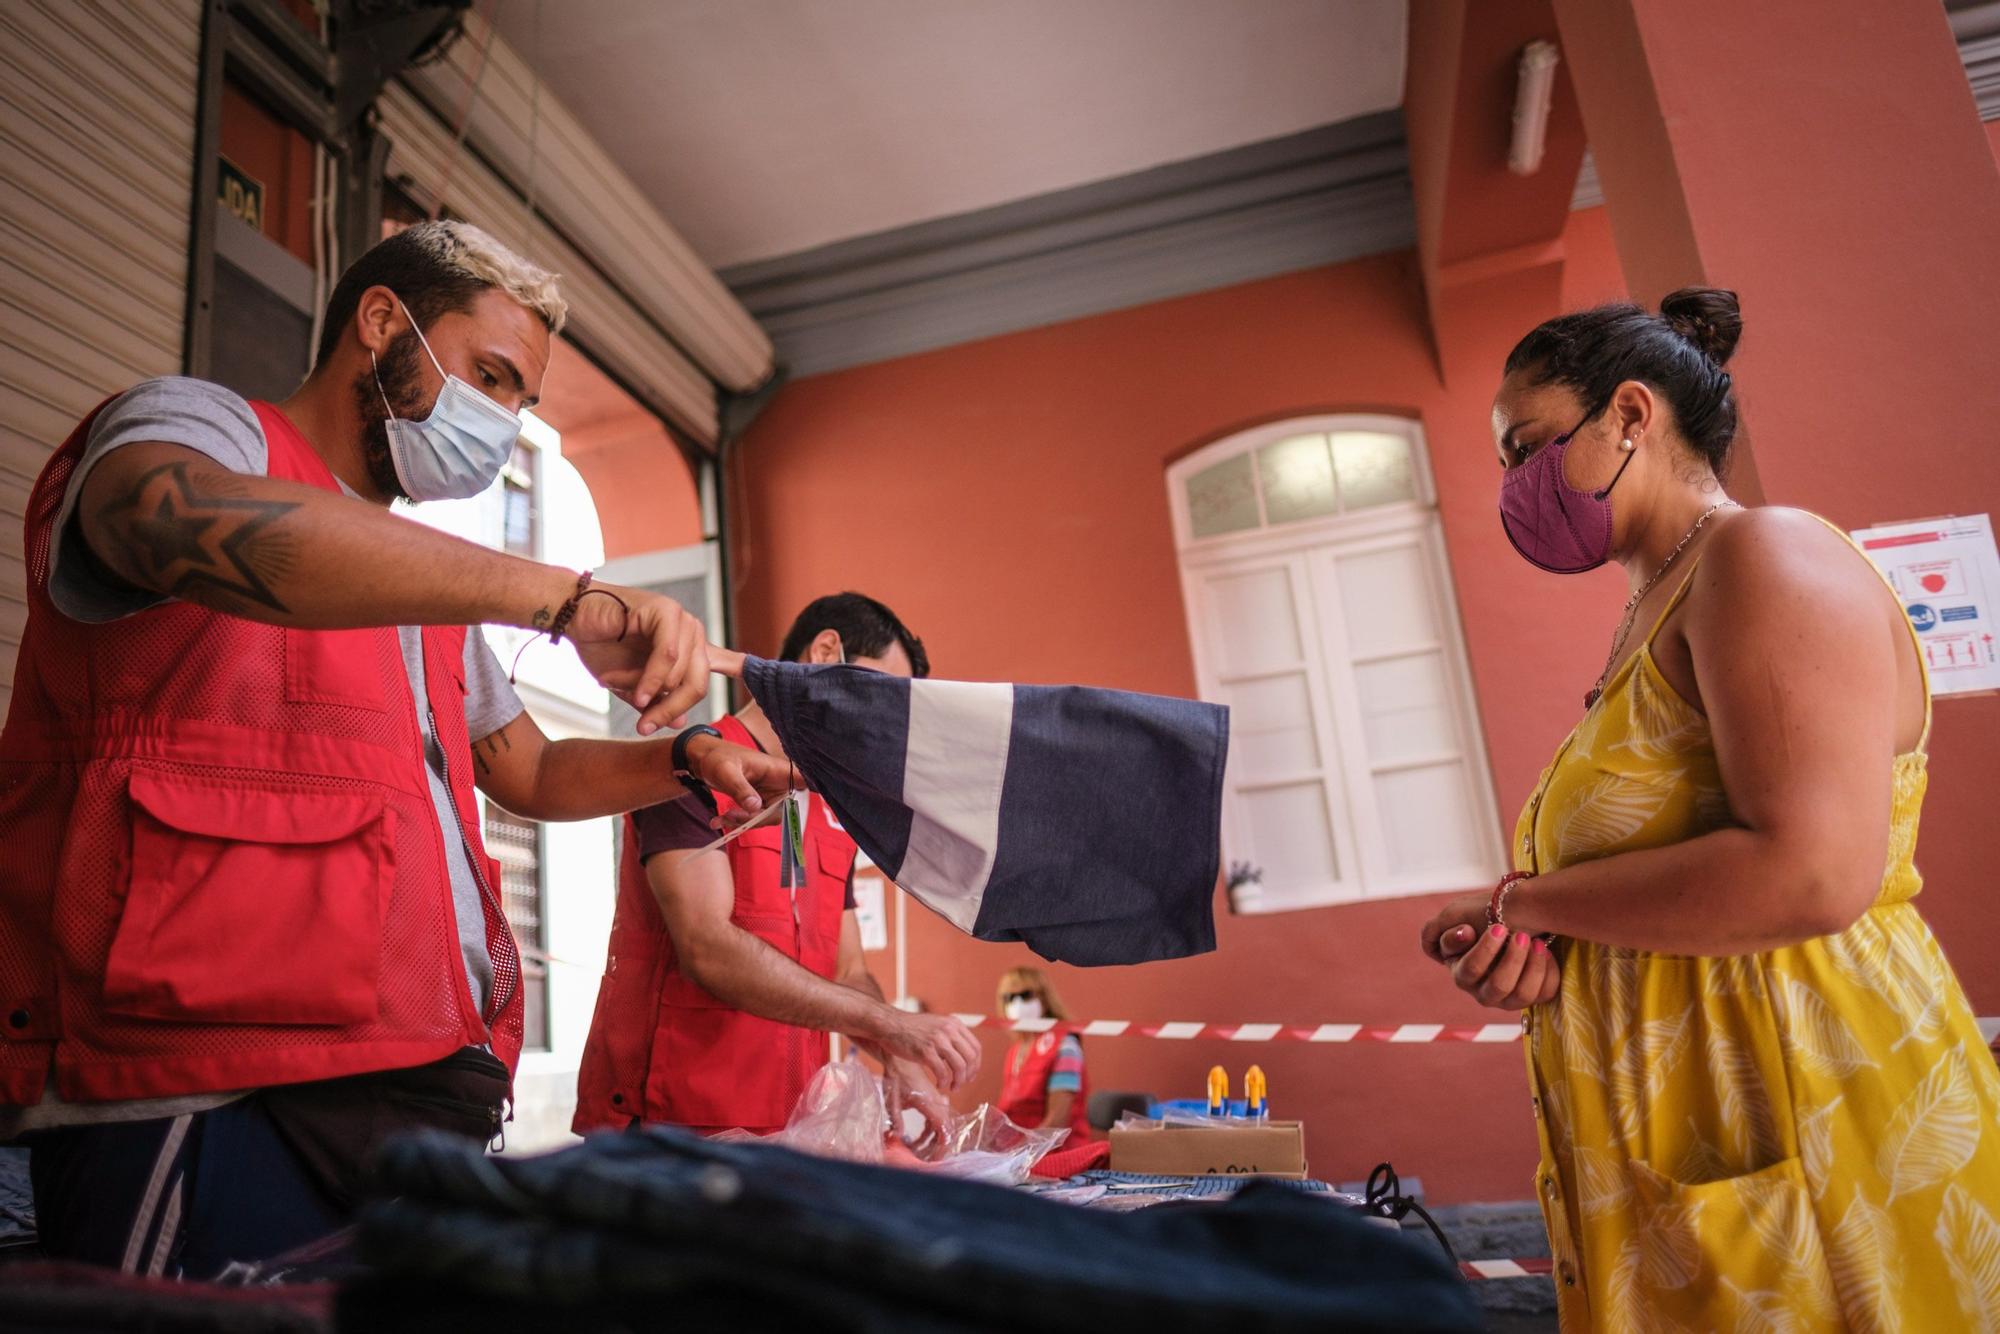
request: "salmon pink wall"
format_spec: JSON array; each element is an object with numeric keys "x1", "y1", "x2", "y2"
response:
[
  {"x1": 728, "y1": 204, "x2": 1995, "y2": 1203},
  {"x1": 535, "y1": 338, "x2": 702, "y2": 560}
]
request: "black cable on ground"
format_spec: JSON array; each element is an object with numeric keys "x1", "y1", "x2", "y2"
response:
[{"x1": 1365, "y1": 1162, "x2": 1460, "y2": 1269}]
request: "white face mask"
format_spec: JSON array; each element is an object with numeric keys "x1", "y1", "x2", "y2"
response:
[
  {"x1": 1003, "y1": 996, "x2": 1044, "y2": 1023},
  {"x1": 373, "y1": 295, "x2": 522, "y2": 502}
]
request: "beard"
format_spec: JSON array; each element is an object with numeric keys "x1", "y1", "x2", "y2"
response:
[{"x1": 349, "y1": 330, "x2": 427, "y2": 501}]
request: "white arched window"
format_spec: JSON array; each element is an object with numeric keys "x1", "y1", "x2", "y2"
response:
[{"x1": 1169, "y1": 415, "x2": 1503, "y2": 912}]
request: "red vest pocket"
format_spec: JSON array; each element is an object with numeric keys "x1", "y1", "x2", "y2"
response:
[
  {"x1": 283, "y1": 626, "x2": 393, "y2": 712},
  {"x1": 571, "y1": 925, "x2": 664, "y2": 1134},
  {"x1": 102, "y1": 768, "x2": 392, "y2": 1025},
  {"x1": 650, "y1": 912, "x2": 819, "y2": 1130},
  {"x1": 646, "y1": 1001, "x2": 821, "y2": 1132}
]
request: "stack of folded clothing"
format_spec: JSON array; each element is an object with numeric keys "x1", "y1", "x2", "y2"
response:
[
  {"x1": 0, "y1": 1261, "x2": 334, "y2": 1334},
  {"x1": 339, "y1": 1127, "x2": 1481, "y2": 1333}
]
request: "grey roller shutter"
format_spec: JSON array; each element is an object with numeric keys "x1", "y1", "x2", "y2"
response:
[{"x1": 0, "y1": 0, "x2": 203, "y2": 717}]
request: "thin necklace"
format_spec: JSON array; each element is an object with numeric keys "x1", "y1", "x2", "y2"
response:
[{"x1": 1584, "y1": 501, "x2": 1740, "y2": 710}]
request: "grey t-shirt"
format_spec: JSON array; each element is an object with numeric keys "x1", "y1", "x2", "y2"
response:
[{"x1": 49, "y1": 376, "x2": 525, "y2": 1022}]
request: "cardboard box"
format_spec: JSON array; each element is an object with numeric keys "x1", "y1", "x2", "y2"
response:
[{"x1": 1107, "y1": 1120, "x2": 1308, "y2": 1179}]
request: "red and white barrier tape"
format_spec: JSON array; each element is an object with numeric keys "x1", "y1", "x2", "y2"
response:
[
  {"x1": 951, "y1": 1015, "x2": 1529, "y2": 1043},
  {"x1": 958, "y1": 1015, "x2": 2000, "y2": 1045}
]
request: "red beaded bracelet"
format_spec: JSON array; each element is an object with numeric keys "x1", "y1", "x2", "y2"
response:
[{"x1": 1488, "y1": 871, "x2": 1534, "y2": 929}]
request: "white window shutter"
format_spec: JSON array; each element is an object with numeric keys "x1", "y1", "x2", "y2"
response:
[{"x1": 1170, "y1": 417, "x2": 1503, "y2": 911}]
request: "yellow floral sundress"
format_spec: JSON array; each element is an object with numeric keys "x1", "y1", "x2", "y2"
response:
[{"x1": 1519, "y1": 537, "x2": 2000, "y2": 1332}]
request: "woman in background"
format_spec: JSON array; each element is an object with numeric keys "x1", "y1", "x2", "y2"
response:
[
  {"x1": 994, "y1": 967, "x2": 1092, "y2": 1141},
  {"x1": 1420, "y1": 287, "x2": 2000, "y2": 1331}
]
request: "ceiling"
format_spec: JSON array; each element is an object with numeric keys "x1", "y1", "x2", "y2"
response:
[{"x1": 490, "y1": 0, "x2": 1406, "y2": 269}]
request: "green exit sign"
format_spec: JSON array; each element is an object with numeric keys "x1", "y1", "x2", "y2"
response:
[{"x1": 218, "y1": 156, "x2": 265, "y2": 230}]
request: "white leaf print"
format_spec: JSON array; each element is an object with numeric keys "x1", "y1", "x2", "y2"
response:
[
  {"x1": 1798, "y1": 1096, "x2": 1844, "y2": 1203},
  {"x1": 1823, "y1": 927, "x2": 1897, "y2": 1005},
  {"x1": 1735, "y1": 1171, "x2": 1839, "y2": 1321},
  {"x1": 1676, "y1": 1120, "x2": 1736, "y2": 1185},
  {"x1": 1724, "y1": 1278, "x2": 1801, "y2": 1334},
  {"x1": 1611, "y1": 1006, "x2": 1695, "y2": 1144},
  {"x1": 1596, "y1": 949, "x2": 1644, "y2": 1026},
  {"x1": 1611, "y1": 667, "x2": 1709, "y2": 763},
  {"x1": 1877, "y1": 1047, "x2": 1981, "y2": 1205},
  {"x1": 1829, "y1": 1192, "x2": 1903, "y2": 1334},
  {"x1": 1604, "y1": 1235, "x2": 1649, "y2": 1331},
  {"x1": 1708, "y1": 1031, "x2": 1782, "y2": 1166},
  {"x1": 1937, "y1": 1183, "x2": 2000, "y2": 1327},
  {"x1": 1577, "y1": 1145, "x2": 1633, "y2": 1220},
  {"x1": 1604, "y1": 1218, "x2": 1702, "y2": 1334},
  {"x1": 1637, "y1": 1192, "x2": 1704, "y2": 1290},
  {"x1": 1554, "y1": 991, "x2": 1606, "y2": 1085},
  {"x1": 1769, "y1": 970, "x2": 1877, "y2": 1079},
  {"x1": 1704, "y1": 954, "x2": 1765, "y2": 999},
  {"x1": 1554, "y1": 770, "x2": 1680, "y2": 865},
  {"x1": 1884, "y1": 930, "x2": 1948, "y2": 1052}
]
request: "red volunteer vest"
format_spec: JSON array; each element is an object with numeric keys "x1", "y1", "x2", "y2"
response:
[
  {"x1": 999, "y1": 1024, "x2": 1093, "y2": 1141},
  {"x1": 573, "y1": 714, "x2": 858, "y2": 1135},
  {"x1": 0, "y1": 396, "x2": 522, "y2": 1106}
]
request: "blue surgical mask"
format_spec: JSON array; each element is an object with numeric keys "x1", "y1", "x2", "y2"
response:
[{"x1": 373, "y1": 296, "x2": 522, "y2": 502}]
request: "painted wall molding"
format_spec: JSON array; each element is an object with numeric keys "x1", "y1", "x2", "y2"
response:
[
  {"x1": 729, "y1": 21, "x2": 1996, "y2": 379},
  {"x1": 722, "y1": 111, "x2": 1411, "y2": 378}
]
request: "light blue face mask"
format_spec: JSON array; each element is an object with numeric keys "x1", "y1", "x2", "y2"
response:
[{"x1": 372, "y1": 295, "x2": 522, "y2": 502}]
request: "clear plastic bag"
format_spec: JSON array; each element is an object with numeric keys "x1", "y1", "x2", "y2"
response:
[
  {"x1": 1114, "y1": 1105, "x2": 1266, "y2": 1130},
  {"x1": 746, "y1": 1055, "x2": 1067, "y2": 1186}
]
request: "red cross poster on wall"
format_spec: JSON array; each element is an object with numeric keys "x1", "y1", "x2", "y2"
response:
[{"x1": 1851, "y1": 513, "x2": 2000, "y2": 697}]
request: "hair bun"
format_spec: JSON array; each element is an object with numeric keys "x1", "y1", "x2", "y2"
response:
[{"x1": 1659, "y1": 287, "x2": 1742, "y2": 365}]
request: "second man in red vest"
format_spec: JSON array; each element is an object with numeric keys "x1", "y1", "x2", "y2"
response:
[{"x1": 575, "y1": 594, "x2": 982, "y2": 1136}]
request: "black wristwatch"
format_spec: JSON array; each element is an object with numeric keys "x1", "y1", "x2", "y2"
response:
[
  {"x1": 670, "y1": 723, "x2": 723, "y2": 780},
  {"x1": 670, "y1": 724, "x2": 724, "y2": 814}
]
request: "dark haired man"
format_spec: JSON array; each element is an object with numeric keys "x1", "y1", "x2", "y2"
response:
[
  {"x1": 0, "y1": 221, "x2": 789, "y2": 1273},
  {"x1": 573, "y1": 593, "x2": 980, "y2": 1138}
]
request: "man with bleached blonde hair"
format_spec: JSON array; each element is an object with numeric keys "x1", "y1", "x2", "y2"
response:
[{"x1": 0, "y1": 220, "x2": 788, "y2": 1274}]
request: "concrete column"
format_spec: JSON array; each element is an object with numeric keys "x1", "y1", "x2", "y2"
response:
[
  {"x1": 1553, "y1": 0, "x2": 2000, "y2": 514},
  {"x1": 1554, "y1": 0, "x2": 2000, "y2": 1003}
]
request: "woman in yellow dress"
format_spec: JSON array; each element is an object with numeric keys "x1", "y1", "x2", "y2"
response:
[{"x1": 1420, "y1": 288, "x2": 2000, "y2": 1331}]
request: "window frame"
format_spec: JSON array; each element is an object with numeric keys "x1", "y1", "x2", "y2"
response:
[
  {"x1": 1168, "y1": 415, "x2": 1505, "y2": 912},
  {"x1": 482, "y1": 799, "x2": 552, "y2": 1052},
  {"x1": 499, "y1": 436, "x2": 542, "y2": 561}
]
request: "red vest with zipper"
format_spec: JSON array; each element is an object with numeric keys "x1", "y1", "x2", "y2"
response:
[
  {"x1": 573, "y1": 713, "x2": 857, "y2": 1135},
  {"x1": 999, "y1": 1024, "x2": 1093, "y2": 1141},
  {"x1": 0, "y1": 396, "x2": 522, "y2": 1106}
]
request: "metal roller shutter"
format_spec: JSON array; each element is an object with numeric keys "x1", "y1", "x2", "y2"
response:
[
  {"x1": 0, "y1": 0, "x2": 203, "y2": 718},
  {"x1": 399, "y1": 13, "x2": 774, "y2": 395},
  {"x1": 377, "y1": 84, "x2": 726, "y2": 447}
]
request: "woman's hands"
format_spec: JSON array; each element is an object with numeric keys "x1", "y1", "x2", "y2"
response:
[
  {"x1": 1420, "y1": 892, "x2": 1562, "y2": 1011},
  {"x1": 1420, "y1": 892, "x2": 1491, "y2": 963}
]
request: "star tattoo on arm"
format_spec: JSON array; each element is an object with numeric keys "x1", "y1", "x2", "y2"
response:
[{"x1": 95, "y1": 461, "x2": 301, "y2": 616}]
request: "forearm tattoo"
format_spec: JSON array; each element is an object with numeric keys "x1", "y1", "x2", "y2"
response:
[{"x1": 95, "y1": 461, "x2": 301, "y2": 615}]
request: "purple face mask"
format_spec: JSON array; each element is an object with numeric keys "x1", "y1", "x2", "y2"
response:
[{"x1": 1498, "y1": 416, "x2": 1635, "y2": 574}]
